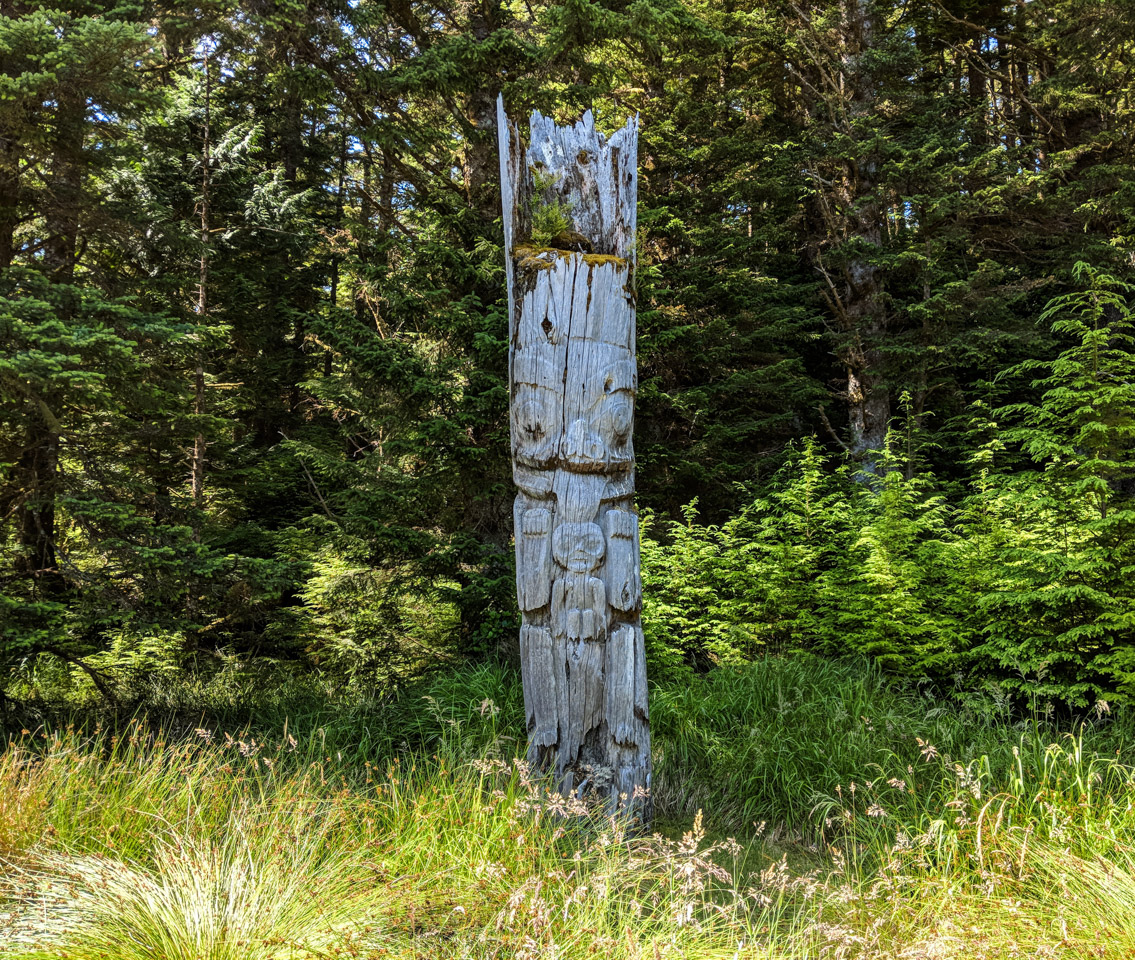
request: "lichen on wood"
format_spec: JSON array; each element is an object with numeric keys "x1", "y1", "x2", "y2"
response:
[{"x1": 512, "y1": 244, "x2": 629, "y2": 274}]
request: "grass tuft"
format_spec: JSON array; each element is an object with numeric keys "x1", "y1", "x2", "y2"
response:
[{"x1": 30, "y1": 821, "x2": 375, "y2": 960}]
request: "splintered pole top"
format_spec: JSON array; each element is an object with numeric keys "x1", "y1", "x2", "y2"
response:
[{"x1": 497, "y1": 96, "x2": 639, "y2": 263}]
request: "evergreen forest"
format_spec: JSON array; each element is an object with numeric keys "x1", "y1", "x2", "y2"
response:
[{"x1": 6, "y1": 1, "x2": 1135, "y2": 957}]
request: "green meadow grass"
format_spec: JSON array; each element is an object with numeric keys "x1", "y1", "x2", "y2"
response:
[{"x1": 3, "y1": 656, "x2": 1135, "y2": 957}]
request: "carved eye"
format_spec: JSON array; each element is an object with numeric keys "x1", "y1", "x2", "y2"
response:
[
  {"x1": 517, "y1": 399, "x2": 546, "y2": 438},
  {"x1": 603, "y1": 360, "x2": 636, "y2": 396},
  {"x1": 608, "y1": 397, "x2": 632, "y2": 439}
]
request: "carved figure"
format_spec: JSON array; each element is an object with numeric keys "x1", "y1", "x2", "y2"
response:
[
  {"x1": 499, "y1": 98, "x2": 651, "y2": 820},
  {"x1": 551, "y1": 522, "x2": 607, "y2": 641}
]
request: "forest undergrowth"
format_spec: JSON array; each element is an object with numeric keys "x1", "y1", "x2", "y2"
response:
[{"x1": 2, "y1": 656, "x2": 1134, "y2": 959}]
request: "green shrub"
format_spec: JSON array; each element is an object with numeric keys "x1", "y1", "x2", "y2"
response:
[{"x1": 640, "y1": 264, "x2": 1135, "y2": 705}]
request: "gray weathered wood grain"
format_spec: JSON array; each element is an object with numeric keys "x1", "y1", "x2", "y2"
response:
[{"x1": 499, "y1": 97, "x2": 651, "y2": 821}]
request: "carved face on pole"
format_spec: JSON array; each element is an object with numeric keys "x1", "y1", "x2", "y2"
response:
[
  {"x1": 514, "y1": 354, "x2": 636, "y2": 475},
  {"x1": 513, "y1": 351, "x2": 560, "y2": 470},
  {"x1": 552, "y1": 522, "x2": 605, "y2": 573},
  {"x1": 601, "y1": 359, "x2": 636, "y2": 468}
]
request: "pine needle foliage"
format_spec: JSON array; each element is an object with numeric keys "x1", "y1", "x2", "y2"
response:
[{"x1": 970, "y1": 263, "x2": 1135, "y2": 702}]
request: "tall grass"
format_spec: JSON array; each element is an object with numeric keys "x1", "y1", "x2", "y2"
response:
[
  {"x1": 0, "y1": 721, "x2": 790, "y2": 958},
  {"x1": 650, "y1": 656, "x2": 1133, "y2": 837},
  {"x1": 5, "y1": 656, "x2": 1135, "y2": 957},
  {"x1": 31, "y1": 652, "x2": 1132, "y2": 837}
]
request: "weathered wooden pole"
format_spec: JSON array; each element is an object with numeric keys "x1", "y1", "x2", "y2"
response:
[{"x1": 498, "y1": 98, "x2": 651, "y2": 820}]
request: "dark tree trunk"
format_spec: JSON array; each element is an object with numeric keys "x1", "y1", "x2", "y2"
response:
[
  {"x1": 14, "y1": 405, "x2": 62, "y2": 591},
  {"x1": 17, "y1": 82, "x2": 84, "y2": 592},
  {"x1": 805, "y1": 0, "x2": 890, "y2": 461},
  {"x1": 461, "y1": 1, "x2": 503, "y2": 221},
  {"x1": 0, "y1": 0, "x2": 28, "y2": 268}
]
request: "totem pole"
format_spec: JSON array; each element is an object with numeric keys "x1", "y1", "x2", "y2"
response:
[{"x1": 498, "y1": 98, "x2": 651, "y2": 819}]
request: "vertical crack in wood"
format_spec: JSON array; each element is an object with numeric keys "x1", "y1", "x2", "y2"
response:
[{"x1": 499, "y1": 96, "x2": 651, "y2": 822}]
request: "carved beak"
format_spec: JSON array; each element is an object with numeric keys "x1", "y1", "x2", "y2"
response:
[{"x1": 560, "y1": 418, "x2": 606, "y2": 471}]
